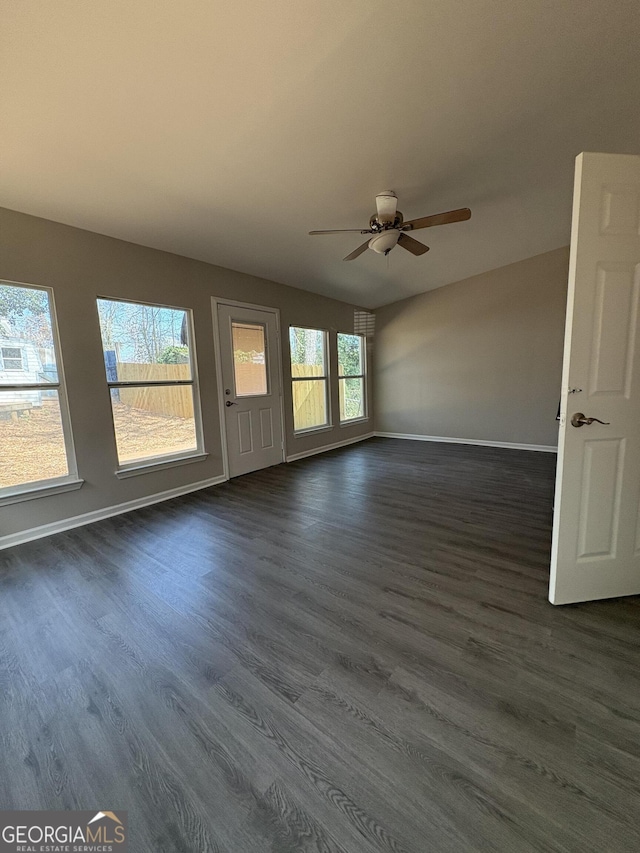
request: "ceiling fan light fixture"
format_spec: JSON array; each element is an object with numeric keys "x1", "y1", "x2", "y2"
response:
[
  {"x1": 309, "y1": 193, "x2": 471, "y2": 262},
  {"x1": 369, "y1": 230, "x2": 399, "y2": 254}
]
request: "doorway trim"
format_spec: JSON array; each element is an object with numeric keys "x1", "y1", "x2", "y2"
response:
[{"x1": 211, "y1": 297, "x2": 287, "y2": 480}]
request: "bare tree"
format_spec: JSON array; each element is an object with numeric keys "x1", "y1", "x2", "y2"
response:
[{"x1": 98, "y1": 300, "x2": 185, "y2": 364}]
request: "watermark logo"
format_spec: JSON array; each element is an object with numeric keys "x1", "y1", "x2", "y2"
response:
[{"x1": 0, "y1": 810, "x2": 127, "y2": 852}]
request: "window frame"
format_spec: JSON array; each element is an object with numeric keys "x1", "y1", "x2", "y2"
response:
[
  {"x1": 231, "y1": 320, "x2": 270, "y2": 399},
  {"x1": 289, "y1": 325, "x2": 331, "y2": 435},
  {"x1": 0, "y1": 279, "x2": 81, "y2": 506},
  {"x1": 337, "y1": 331, "x2": 368, "y2": 425},
  {"x1": 1, "y1": 346, "x2": 24, "y2": 371},
  {"x1": 96, "y1": 295, "x2": 205, "y2": 474}
]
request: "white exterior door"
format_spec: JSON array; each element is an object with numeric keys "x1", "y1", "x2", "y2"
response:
[
  {"x1": 550, "y1": 153, "x2": 640, "y2": 604},
  {"x1": 217, "y1": 303, "x2": 284, "y2": 478}
]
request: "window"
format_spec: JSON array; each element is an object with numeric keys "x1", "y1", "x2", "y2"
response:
[
  {"x1": 232, "y1": 322, "x2": 268, "y2": 396},
  {"x1": 0, "y1": 280, "x2": 78, "y2": 497},
  {"x1": 289, "y1": 327, "x2": 329, "y2": 432},
  {"x1": 97, "y1": 298, "x2": 202, "y2": 469},
  {"x1": 1, "y1": 347, "x2": 23, "y2": 371},
  {"x1": 338, "y1": 333, "x2": 366, "y2": 422}
]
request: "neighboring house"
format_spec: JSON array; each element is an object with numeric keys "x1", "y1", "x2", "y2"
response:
[{"x1": 0, "y1": 319, "x2": 45, "y2": 410}]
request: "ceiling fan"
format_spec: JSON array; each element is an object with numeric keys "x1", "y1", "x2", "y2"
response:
[{"x1": 309, "y1": 191, "x2": 471, "y2": 261}]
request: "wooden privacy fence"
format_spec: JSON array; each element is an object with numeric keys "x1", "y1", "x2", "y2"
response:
[
  {"x1": 116, "y1": 362, "x2": 193, "y2": 419},
  {"x1": 292, "y1": 363, "x2": 328, "y2": 429},
  {"x1": 115, "y1": 361, "x2": 349, "y2": 425}
]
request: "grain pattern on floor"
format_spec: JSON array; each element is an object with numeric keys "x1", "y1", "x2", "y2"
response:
[{"x1": 1, "y1": 437, "x2": 640, "y2": 852}]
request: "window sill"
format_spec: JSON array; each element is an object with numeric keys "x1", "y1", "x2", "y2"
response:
[
  {"x1": 293, "y1": 425, "x2": 333, "y2": 438},
  {"x1": 115, "y1": 451, "x2": 209, "y2": 479},
  {"x1": 340, "y1": 417, "x2": 370, "y2": 428},
  {"x1": 0, "y1": 477, "x2": 84, "y2": 507}
]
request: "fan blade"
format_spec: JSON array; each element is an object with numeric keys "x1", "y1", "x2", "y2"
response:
[
  {"x1": 402, "y1": 207, "x2": 471, "y2": 231},
  {"x1": 309, "y1": 229, "x2": 371, "y2": 235},
  {"x1": 344, "y1": 240, "x2": 371, "y2": 261},
  {"x1": 398, "y1": 233, "x2": 430, "y2": 256}
]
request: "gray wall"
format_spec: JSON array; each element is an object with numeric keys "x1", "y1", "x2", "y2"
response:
[
  {"x1": 374, "y1": 247, "x2": 569, "y2": 448},
  {"x1": 0, "y1": 207, "x2": 372, "y2": 540}
]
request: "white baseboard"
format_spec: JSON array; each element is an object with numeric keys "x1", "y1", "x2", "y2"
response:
[
  {"x1": 286, "y1": 432, "x2": 375, "y2": 463},
  {"x1": 0, "y1": 474, "x2": 228, "y2": 552},
  {"x1": 374, "y1": 431, "x2": 557, "y2": 453}
]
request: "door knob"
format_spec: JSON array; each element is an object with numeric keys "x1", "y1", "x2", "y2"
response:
[
  {"x1": 225, "y1": 400, "x2": 237, "y2": 407},
  {"x1": 570, "y1": 412, "x2": 610, "y2": 428}
]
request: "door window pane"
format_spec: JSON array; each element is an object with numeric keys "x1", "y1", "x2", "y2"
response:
[
  {"x1": 232, "y1": 322, "x2": 268, "y2": 396},
  {"x1": 0, "y1": 390, "x2": 68, "y2": 488},
  {"x1": 110, "y1": 386, "x2": 197, "y2": 465}
]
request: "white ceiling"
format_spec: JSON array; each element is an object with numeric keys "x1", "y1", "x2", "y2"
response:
[{"x1": 2, "y1": 1, "x2": 639, "y2": 308}]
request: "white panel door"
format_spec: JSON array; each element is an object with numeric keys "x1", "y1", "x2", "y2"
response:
[
  {"x1": 550, "y1": 153, "x2": 640, "y2": 604},
  {"x1": 217, "y1": 303, "x2": 284, "y2": 478}
]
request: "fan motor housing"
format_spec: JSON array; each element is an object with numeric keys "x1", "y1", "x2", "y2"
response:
[{"x1": 369, "y1": 211, "x2": 403, "y2": 232}]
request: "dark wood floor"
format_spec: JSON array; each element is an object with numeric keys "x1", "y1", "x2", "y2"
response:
[{"x1": 2, "y1": 438, "x2": 640, "y2": 852}]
